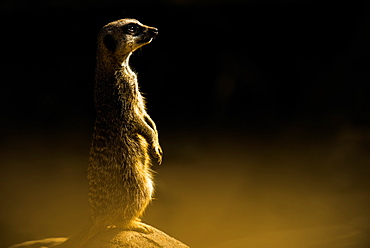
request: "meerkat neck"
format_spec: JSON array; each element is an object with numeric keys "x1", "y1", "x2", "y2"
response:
[
  {"x1": 95, "y1": 52, "x2": 140, "y2": 118},
  {"x1": 120, "y1": 53, "x2": 138, "y2": 88},
  {"x1": 121, "y1": 53, "x2": 132, "y2": 70},
  {"x1": 96, "y1": 51, "x2": 135, "y2": 78}
]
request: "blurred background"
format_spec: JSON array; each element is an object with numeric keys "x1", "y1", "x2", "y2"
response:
[{"x1": 1, "y1": 0, "x2": 370, "y2": 247}]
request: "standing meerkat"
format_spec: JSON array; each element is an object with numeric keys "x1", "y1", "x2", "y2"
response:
[
  {"x1": 88, "y1": 18, "x2": 162, "y2": 233},
  {"x1": 54, "y1": 18, "x2": 163, "y2": 247}
]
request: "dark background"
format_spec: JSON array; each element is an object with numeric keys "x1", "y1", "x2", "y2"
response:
[{"x1": 1, "y1": 1, "x2": 370, "y2": 247}]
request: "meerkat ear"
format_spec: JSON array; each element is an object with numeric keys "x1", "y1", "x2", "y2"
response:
[{"x1": 103, "y1": 34, "x2": 116, "y2": 52}]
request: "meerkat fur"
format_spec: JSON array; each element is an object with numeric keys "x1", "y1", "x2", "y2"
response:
[{"x1": 56, "y1": 18, "x2": 162, "y2": 247}]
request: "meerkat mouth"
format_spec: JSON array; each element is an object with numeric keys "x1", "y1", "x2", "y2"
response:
[{"x1": 138, "y1": 36, "x2": 154, "y2": 44}]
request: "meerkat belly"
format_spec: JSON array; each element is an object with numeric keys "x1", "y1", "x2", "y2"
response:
[{"x1": 88, "y1": 134, "x2": 153, "y2": 217}]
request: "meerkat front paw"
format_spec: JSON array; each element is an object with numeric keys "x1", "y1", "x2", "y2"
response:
[{"x1": 151, "y1": 143, "x2": 163, "y2": 164}]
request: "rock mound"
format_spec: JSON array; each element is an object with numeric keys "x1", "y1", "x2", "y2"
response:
[{"x1": 9, "y1": 225, "x2": 189, "y2": 248}]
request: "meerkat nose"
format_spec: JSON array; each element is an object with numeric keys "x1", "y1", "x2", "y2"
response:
[{"x1": 151, "y1": 28, "x2": 158, "y2": 36}]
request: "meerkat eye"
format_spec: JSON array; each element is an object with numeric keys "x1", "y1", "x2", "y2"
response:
[{"x1": 124, "y1": 23, "x2": 140, "y2": 35}]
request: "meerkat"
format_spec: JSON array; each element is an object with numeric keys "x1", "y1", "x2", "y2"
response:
[
  {"x1": 90, "y1": 18, "x2": 162, "y2": 229},
  {"x1": 56, "y1": 18, "x2": 162, "y2": 247},
  {"x1": 88, "y1": 18, "x2": 162, "y2": 231}
]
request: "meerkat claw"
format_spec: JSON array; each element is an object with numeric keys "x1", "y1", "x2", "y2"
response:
[{"x1": 152, "y1": 145, "x2": 163, "y2": 164}]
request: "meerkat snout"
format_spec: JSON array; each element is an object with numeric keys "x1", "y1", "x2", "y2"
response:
[
  {"x1": 151, "y1": 28, "x2": 158, "y2": 35},
  {"x1": 136, "y1": 26, "x2": 158, "y2": 44}
]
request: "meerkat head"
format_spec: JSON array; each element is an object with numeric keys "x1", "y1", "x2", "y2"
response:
[{"x1": 97, "y1": 19, "x2": 158, "y2": 65}]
